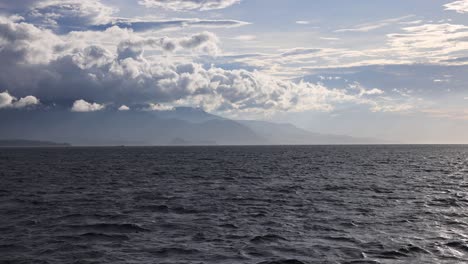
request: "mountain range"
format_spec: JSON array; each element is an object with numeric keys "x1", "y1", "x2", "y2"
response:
[{"x1": 0, "y1": 107, "x2": 383, "y2": 146}]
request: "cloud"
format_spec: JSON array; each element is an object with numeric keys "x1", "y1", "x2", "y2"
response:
[
  {"x1": 0, "y1": 16, "x2": 62, "y2": 64},
  {"x1": 349, "y1": 83, "x2": 385, "y2": 96},
  {"x1": 30, "y1": 0, "x2": 115, "y2": 26},
  {"x1": 335, "y1": 15, "x2": 414, "y2": 33},
  {"x1": 71, "y1": 99, "x2": 105, "y2": 112},
  {"x1": 2, "y1": 0, "x2": 116, "y2": 33},
  {"x1": 15, "y1": 96, "x2": 40, "y2": 108},
  {"x1": 0, "y1": 15, "x2": 395, "y2": 116},
  {"x1": 0, "y1": 91, "x2": 15, "y2": 108},
  {"x1": 116, "y1": 31, "x2": 220, "y2": 60},
  {"x1": 118, "y1": 105, "x2": 130, "y2": 111},
  {"x1": 231, "y1": 35, "x2": 256, "y2": 41},
  {"x1": 444, "y1": 0, "x2": 468, "y2": 13},
  {"x1": 280, "y1": 48, "x2": 322, "y2": 57},
  {"x1": 2, "y1": 0, "x2": 249, "y2": 34},
  {"x1": 387, "y1": 23, "x2": 468, "y2": 61},
  {"x1": 0, "y1": 91, "x2": 39, "y2": 109},
  {"x1": 0, "y1": 0, "x2": 44, "y2": 12},
  {"x1": 296, "y1": 21, "x2": 311, "y2": 25},
  {"x1": 146, "y1": 103, "x2": 174, "y2": 111},
  {"x1": 319, "y1": 37, "x2": 340, "y2": 41},
  {"x1": 138, "y1": 0, "x2": 241, "y2": 11},
  {"x1": 92, "y1": 19, "x2": 249, "y2": 33},
  {"x1": 362, "y1": 88, "x2": 385, "y2": 95},
  {"x1": 370, "y1": 103, "x2": 414, "y2": 113}
]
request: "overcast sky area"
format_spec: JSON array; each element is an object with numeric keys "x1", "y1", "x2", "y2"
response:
[{"x1": 1, "y1": 0, "x2": 468, "y2": 143}]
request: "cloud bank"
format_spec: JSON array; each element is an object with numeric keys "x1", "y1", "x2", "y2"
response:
[
  {"x1": 0, "y1": 0, "x2": 431, "y2": 118},
  {"x1": 0, "y1": 11, "x2": 374, "y2": 115}
]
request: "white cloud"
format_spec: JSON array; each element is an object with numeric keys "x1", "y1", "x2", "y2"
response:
[
  {"x1": 0, "y1": 91, "x2": 40, "y2": 109},
  {"x1": 320, "y1": 37, "x2": 340, "y2": 41},
  {"x1": 116, "y1": 31, "x2": 220, "y2": 60},
  {"x1": 444, "y1": 0, "x2": 468, "y2": 14},
  {"x1": 387, "y1": 23, "x2": 468, "y2": 62},
  {"x1": 17, "y1": 0, "x2": 116, "y2": 31},
  {"x1": 0, "y1": 91, "x2": 15, "y2": 108},
  {"x1": 146, "y1": 103, "x2": 174, "y2": 111},
  {"x1": 138, "y1": 0, "x2": 241, "y2": 11},
  {"x1": 0, "y1": 16, "x2": 63, "y2": 64},
  {"x1": 71, "y1": 99, "x2": 105, "y2": 112},
  {"x1": 0, "y1": 17, "x2": 365, "y2": 114},
  {"x1": 1, "y1": 0, "x2": 249, "y2": 33},
  {"x1": 118, "y1": 105, "x2": 130, "y2": 111},
  {"x1": 335, "y1": 15, "x2": 414, "y2": 33},
  {"x1": 371, "y1": 103, "x2": 414, "y2": 113},
  {"x1": 38, "y1": 0, "x2": 115, "y2": 23},
  {"x1": 231, "y1": 35, "x2": 257, "y2": 41},
  {"x1": 108, "y1": 18, "x2": 249, "y2": 32},
  {"x1": 0, "y1": 14, "x2": 423, "y2": 116},
  {"x1": 361, "y1": 88, "x2": 385, "y2": 96},
  {"x1": 14, "y1": 96, "x2": 40, "y2": 108},
  {"x1": 296, "y1": 21, "x2": 311, "y2": 25}
]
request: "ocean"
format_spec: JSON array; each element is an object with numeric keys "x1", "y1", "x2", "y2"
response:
[{"x1": 0, "y1": 145, "x2": 467, "y2": 264}]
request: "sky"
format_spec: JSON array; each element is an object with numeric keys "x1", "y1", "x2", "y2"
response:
[{"x1": 1, "y1": 0, "x2": 468, "y2": 143}]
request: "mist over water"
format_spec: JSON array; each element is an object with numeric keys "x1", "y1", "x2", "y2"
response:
[{"x1": 1, "y1": 145, "x2": 468, "y2": 263}]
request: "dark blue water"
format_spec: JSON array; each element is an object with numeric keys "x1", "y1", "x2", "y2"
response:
[{"x1": 0, "y1": 145, "x2": 468, "y2": 264}]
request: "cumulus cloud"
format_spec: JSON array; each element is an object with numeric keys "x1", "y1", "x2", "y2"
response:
[
  {"x1": 0, "y1": 17, "x2": 350, "y2": 113},
  {"x1": 71, "y1": 99, "x2": 105, "y2": 112},
  {"x1": 444, "y1": 0, "x2": 468, "y2": 13},
  {"x1": 118, "y1": 105, "x2": 130, "y2": 111},
  {"x1": 0, "y1": 91, "x2": 40, "y2": 109},
  {"x1": 14, "y1": 96, "x2": 40, "y2": 108},
  {"x1": 28, "y1": 0, "x2": 116, "y2": 28},
  {"x1": 362, "y1": 88, "x2": 385, "y2": 96},
  {"x1": 0, "y1": 0, "x2": 116, "y2": 33},
  {"x1": 0, "y1": 91, "x2": 15, "y2": 108},
  {"x1": 138, "y1": 0, "x2": 241, "y2": 11},
  {"x1": 116, "y1": 31, "x2": 220, "y2": 60},
  {"x1": 0, "y1": 16, "x2": 62, "y2": 64},
  {"x1": 0, "y1": 13, "x2": 394, "y2": 116}
]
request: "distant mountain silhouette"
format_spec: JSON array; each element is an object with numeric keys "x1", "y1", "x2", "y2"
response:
[
  {"x1": 155, "y1": 107, "x2": 224, "y2": 123},
  {"x1": 0, "y1": 108, "x2": 383, "y2": 146},
  {"x1": 238, "y1": 120, "x2": 381, "y2": 144}
]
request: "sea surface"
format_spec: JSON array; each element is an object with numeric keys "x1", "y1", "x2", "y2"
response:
[{"x1": 0, "y1": 145, "x2": 468, "y2": 264}]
